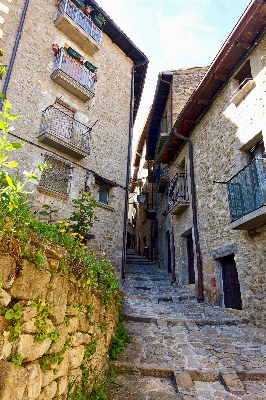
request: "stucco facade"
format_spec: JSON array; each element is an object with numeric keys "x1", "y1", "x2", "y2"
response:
[{"x1": 0, "y1": 0, "x2": 147, "y2": 270}]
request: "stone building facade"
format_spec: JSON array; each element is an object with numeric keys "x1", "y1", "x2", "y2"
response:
[
  {"x1": 142, "y1": 0, "x2": 266, "y2": 327},
  {"x1": 0, "y1": 0, "x2": 148, "y2": 271}
]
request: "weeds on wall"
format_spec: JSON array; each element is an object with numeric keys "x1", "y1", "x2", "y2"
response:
[{"x1": 0, "y1": 99, "x2": 128, "y2": 396}]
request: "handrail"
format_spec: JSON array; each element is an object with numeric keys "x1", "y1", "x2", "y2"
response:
[
  {"x1": 39, "y1": 105, "x2": 91, "y2": 152},
  {"x1": 52, "y1": 48, "x2": 96, "y2": 93},
  {"x1": 56, "y1": 0, "x2": 102, "y2": 45}
]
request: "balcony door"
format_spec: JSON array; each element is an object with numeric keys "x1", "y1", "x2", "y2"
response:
[
  {"x1": 187, "y1": 234, "x2": 195, "y2": 284},
  {"x1": 221, "y1": 254, "x2": 242, "y2": 310}
]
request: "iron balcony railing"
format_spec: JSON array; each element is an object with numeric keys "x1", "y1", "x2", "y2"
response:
[
  {"x1": 227, "y1": 158, "x2": 266, "y2": 222},
  {"x1": 168, "y1": 172, "x2": 189, "y2": 211},
  {"x1": 57, "y1": 0, "x2": 102, "y2": 46},
  {"x1": 52, "y1": 48, "x2": 96, "y2": 94},
  {"x1": 39, "y1": 105, "x2": 91, "y2": 153}
]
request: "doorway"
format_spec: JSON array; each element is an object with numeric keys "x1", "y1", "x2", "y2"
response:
[
  {"x1": 221, "y1": 254, "x2": 242, "y2": 310},
  {"x1": 187, "y1": 234, "x2": 195, "y2": 284}
]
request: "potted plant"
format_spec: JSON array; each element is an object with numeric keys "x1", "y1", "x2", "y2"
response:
[
  {"x1": 78, "y1": 55, "x2": 85, "y2": 64},
  {"x1": 93, "y1": 13, "x2": 106, "y2": 27},
  {"x1": 72, "y1": 0, "x2": 84, "y2": 8},
  {"x1": 52, "y1": 43, "x2": 59, "y2": 53},
  {"x1": 85, "y1": 5, "x2": 93, "y2": 15},
  {"x1": 137, "y1": 194, "x2": 146, "y2": 204},
  {"x1": 93, "y1": 74, "x2": 98, "y2": 83},
  {"x1": 84, "y1": 61, "x2": 97, "y2": 73},
  {"x1": 66, "y1": 47, "x2": 81, "y2": 60}
]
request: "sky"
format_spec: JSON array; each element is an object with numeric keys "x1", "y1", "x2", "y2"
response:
[{"x1": 96, "y1": 0, "x2": 251, "y2": 151}]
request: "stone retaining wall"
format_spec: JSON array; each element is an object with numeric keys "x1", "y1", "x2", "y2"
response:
[{"x1": 0, "y1": 242, "x2": 120, "y2": 399}]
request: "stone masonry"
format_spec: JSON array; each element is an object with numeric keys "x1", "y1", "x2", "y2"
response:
[
  {"x1": 107, "y1": 250, "x2": 266, "y2": 400},
  {"x1": 0, "y1": 0, "x2": 147, "y2": 271}
]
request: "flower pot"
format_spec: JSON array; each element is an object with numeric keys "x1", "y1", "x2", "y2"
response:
[
  {"x1": 66, "y1": 47, "x2": 80, "y2": 60},
  {"x1": 93, "y1": 14, "x2": 105, "y2": 28},
  {"x1": 78, "y1": 56, "x2": 85, "y2": 64},
  {"x1": 72, "y1": 0, "x2": 84, "y2": 8},
  {"x1": 146, "y1": 209, "x2": 157, "y2": 220},
  {"x1": 85, "y1": 5, "x2": 93, "y2": 15},
  {"x1": 93, "y1": 74, "x2": 98, "y2": 82},
  {"x1": 137, "y1": 194, "x2": 146, "y2": 204},
  {"x1": 52, "y1": 43, "x2": 59, "y2": 53},
  {"x1": 84, "y1": 61, "x2": 97, "y2": 73}
]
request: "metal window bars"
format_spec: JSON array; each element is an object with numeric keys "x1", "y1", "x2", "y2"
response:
[
  {"x1": 168, "y1": 172, "x2": 189, "y2": 211},
  {"x1": 39, "y1": 105, "x2": 91, "y2": 153},
  {"x1": 52, "y1": 48, "x2": 96, "y2": 94},
  {"x1": 227, "y1": 158, "x2": 266, "y2": 222},
  {"x1": 39, "y1": 154, "x2": 72, "y2": 196},
  {"x1": 57, "y1": 0, "x2": 102, "y2": 46}
]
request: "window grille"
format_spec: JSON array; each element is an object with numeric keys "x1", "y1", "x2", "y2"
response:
[{"x1": 39, "y1": 154, "x2": 72, "y2": 196}]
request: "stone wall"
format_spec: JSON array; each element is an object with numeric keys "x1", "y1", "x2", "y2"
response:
[
  {"x1": 0, "y1": 242, "x2": 120, "y2": 399},
  {"x1": 0, "y1": 0, "x2": 134, "y2": 271},
  {"x1": 156, "y1": 34, "x2": 266, "y2": 327}
]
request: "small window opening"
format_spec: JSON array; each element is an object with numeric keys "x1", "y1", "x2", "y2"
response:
[
  {"x1": 234, "y1": 60, "x2": 252, "y2": 91},
  {"x1": 249, "y1": 139, "x2": 265, "y2": 162},
  {"x1": 98, "y1": 186, "x2": 109, "y2": 205}
]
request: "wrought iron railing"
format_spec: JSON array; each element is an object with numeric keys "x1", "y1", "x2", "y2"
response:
[
  {"x1": 168, "y1": 172, "x2": 189, "y2": 211},
  {"x1": 39, "y1": 105, "x2": 91, "y2": 152},
  {"x1": 56, "y1": 0, "x2": 102, "y2": 45},
  {"x1": 227, "y1": 158, "x2": 266, "y2": 222},
  {"x1": 52, "y1": 48, "x2": 96, "y2": 93}
]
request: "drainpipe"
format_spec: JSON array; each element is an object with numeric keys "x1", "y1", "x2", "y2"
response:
[
  {"x1": 160, "y1": 78, "x2": 172, "y2": 132},
  {"x1": 1, "y1": 0, "x2": 30, "y2": 100},
  {"x1": 121, "y1": 60, "x2": 147, "y2": 279},
  {"x1": 173, "y1": 128, "x2": 204, "y2": 303}
]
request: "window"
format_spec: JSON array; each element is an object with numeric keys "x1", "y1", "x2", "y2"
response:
[
  {"x1": 39, "y1": 154, "x2": 72, "y2": 196},
  {"x1": 234, "y1": 60, "x2": 252, "y2": 90},
  {"x1": 249, "y1": 140, "x2": 265, "y2": 162},
  {"x1": 98, "y1": 186, "x2": 109, "y2": 205}
]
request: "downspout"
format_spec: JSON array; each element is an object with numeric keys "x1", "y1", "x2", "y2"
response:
[
  {"x1": 121, "y1": 66, "x2": 134, "y2": 280},
  {"x1": 160, "y1": 78, "x2": 172, "y2": 133},
  {"x1": 173, "y1": 128, "x2": 204, "y2": 302},
  {"x1": 1, "y1": 0, "x2": 30, "y2": 99},
  {"x1": 121, "y1": 60, "x2": 147, "y2": 279}
]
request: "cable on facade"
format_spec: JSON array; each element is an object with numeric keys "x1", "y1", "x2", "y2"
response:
[{"x1": 8, "y1": 132, "x2": 127, "y2": 190}]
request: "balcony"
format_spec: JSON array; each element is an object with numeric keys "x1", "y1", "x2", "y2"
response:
[
  {"x1": 37, "y1": 105, "x2": 91, "y2": 159},
  {"x1": 168, "y1": 172, "x2": 189, "y2": 215},
  {"x1": 55, "y1": 0, "x2": 102, "y2": 55},
  {"x1": 157, "y1": 167, "x2": 170, "y2": 193},
  {"x1": 227, "y1": 158, "x2": 266, "y2": 230},
  {"x1": 51, "y1": 48, "x2": 96, "y2": 102}
]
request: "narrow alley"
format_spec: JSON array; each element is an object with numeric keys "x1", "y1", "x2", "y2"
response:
[{"x1": 107, "y1": 251, "x2": 266, "y2": 400}]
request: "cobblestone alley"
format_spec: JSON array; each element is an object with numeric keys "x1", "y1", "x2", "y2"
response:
[{"x1": 107, "y1": 251, "x2": 266, "y2": 400}]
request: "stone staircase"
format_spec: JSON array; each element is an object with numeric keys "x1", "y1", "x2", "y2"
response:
[{"x1": 105, "y1": 250, "x2": 266, "y2": 399}]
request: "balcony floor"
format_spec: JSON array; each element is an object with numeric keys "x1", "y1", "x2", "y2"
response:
[
  {"x1": 230, "y1": 205, "x2": 266, "y2": 230},
  {"x1": 37, "y1": 130, "x2": 89, "y2": 159},
  {"x1": 51, "y1": 69, "x2": 94, "y2": 102},
  {"x1": 54, "y1": 13, "x2": 101, "y2": 55}
]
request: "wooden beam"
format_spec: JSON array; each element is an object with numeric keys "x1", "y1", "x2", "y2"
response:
[
  {"x1": 236, "y1": 41, "x2": 251, "y2": 49},
  {"x1": 183, "y1": 119, "x2": 195, "y2": 125},
  {"x1": 213, "y1": 73, "x2": 227, "y2": 81},
  {"x1": 197, "y1": 98, "x2": 210, "y2": 105},
  {"x1": 112, "y1": 34, "x2": 121, "y2": 44}
]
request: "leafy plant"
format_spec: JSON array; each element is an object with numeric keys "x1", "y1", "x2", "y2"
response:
[
  {"x1": 96, "y1": 14, "x2": 106, "y2": 24},
  {"x1": 67, "y1": 191, "x2": 99, "y2": 235},
  {"x1": 11, "y1": 353, "x2": 23, "y2": 366},
  {"x1": 108, "y1": 312, "x2": 130, "y2": 360},
  {"x1": 31, "y1": 299, "x2": 55, "y2": 342},
  {"x1": 84, "y1": 334, "x2": 97, "y2": 359},
  {"x1": 4, "y1": 303, "x2": 23, "y2": 342},
  {"x1": 41, "y1": 337, "x2": 71, "y2": 371},
  {"x1": 39, "y1": 204, "x2": 59, "y2": 224},
  {"x1": 64, "y1": 316, "x2": 70, "y2": 327}
]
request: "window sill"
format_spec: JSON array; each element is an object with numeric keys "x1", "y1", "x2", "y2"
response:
[
  {"x1": 37, "y1": 186, "x2": 69, "y2": 202},
  {"x1": 230, "y1": 79, "x2": 254, "y2": 105},
  {"x1": 98, "y1": 202, "x2": 115, "y2": 211}
]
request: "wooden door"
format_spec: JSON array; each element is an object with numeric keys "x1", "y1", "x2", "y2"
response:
[
  {"x1": 167, "y1": 232, "x2": 172, "y2": 273},
  {"x1": 187, "y1": 234, "x2": 195, "y2": 284},
  {"x1": 221, "y1": 254, "x2": 242, "y2": 310}
]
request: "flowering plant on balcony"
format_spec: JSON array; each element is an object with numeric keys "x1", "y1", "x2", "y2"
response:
[{"x1": 93, "y1": 14, "x2": 106, "y2": 27}]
